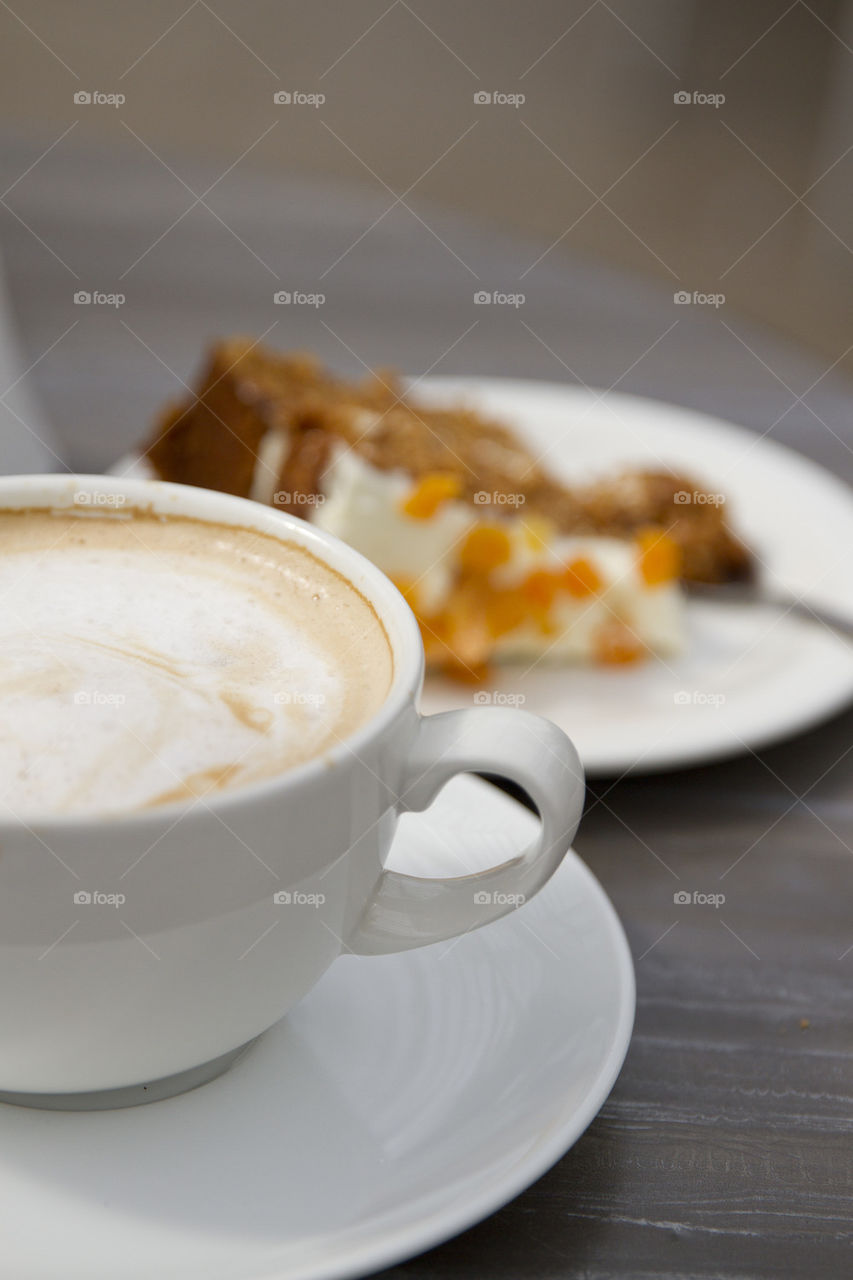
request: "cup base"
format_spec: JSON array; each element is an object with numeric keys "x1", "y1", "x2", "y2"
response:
[{"x1": 0, "y1": 1037, "x2": 260, "y2": 1111}]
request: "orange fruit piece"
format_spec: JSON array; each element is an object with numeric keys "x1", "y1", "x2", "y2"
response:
[
  {"x1": 636, "y1": 526, "x2": 681, "y2": 586},
  {"x1": 521, "y1": 570, "x2": 560, "y2": 610},
  {"x1": 459, "y1": 524, "x2": 512, "y2": 573},
  {"x1": 561, "y1": 557, "x2": 604, "y2": 598},
  {"x1": 485, "y1": 590, "x2": 528, "y2": 638},
  {"x1": 400, "y1": 472, "x2": 462, "y2": 519}
]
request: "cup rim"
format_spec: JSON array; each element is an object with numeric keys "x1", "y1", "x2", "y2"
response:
[{"x1": 0, "y1": 473, "x2": 424, "y2": 830}]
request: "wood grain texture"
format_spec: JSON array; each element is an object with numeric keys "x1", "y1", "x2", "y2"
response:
[{"x1": 1, "y1": 134, "x2": 851, "y2": 1280}]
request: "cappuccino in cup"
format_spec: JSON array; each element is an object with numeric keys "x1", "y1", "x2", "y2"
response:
[
  {"x1": 0, "y1": 508, "x2": 393, "y2": 816},
  {"x1": 0, "y1": 475, "x2": 584, "y2": 1103}
]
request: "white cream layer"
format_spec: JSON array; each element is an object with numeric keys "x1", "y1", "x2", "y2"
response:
[{"x1": 310, "y1": 445, "x2": 685, "y2": 660}]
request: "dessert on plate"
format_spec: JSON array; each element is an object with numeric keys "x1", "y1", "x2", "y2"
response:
[{"x1": 142, "y1": 339, "x2": 751, "y2": 678}]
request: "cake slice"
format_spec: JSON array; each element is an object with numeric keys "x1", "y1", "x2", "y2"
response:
[{"x1": 143, "y1": 339, "x2": 750, "y2": 677}]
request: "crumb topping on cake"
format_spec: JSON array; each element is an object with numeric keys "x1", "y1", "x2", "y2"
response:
[{"x1": 145, "y1": 338, "x2": 751, "y2": 588}]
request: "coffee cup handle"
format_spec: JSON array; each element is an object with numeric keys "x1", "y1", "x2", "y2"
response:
[{"x1": 348, "y1": 708, "x2": 585, "y2": 955}]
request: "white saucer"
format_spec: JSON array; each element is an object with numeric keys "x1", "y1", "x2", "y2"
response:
[
  {"x1": 0, "y1": 775, "x2": 633, "y2": 1280},
  {"x1": 116, "y1": 376, "x2": 853, "y2": 773}
]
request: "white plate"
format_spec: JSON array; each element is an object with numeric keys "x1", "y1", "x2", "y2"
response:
[
  {"x1": 419, "y1": 378, "x2": 853, "y2": 773},
  {"x1": 0, "y1": 775, "x2": 634, "y2": 1280},
  {"x1": 114, "y1": 377, "x2": 853, "y2": 773}
]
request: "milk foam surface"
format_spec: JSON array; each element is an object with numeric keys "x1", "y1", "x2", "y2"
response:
[{"x1": 0, "y1": 509, "x2": 393, "y2": 816}]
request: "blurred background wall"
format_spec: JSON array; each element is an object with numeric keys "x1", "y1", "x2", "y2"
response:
[{"x1": 0, "y1": 0, "x2": 851, "y2": 369}]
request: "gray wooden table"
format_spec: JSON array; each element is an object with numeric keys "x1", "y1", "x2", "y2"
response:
[{"x1": 2, "y1": 135, "x2": 851, "y2": 1279}]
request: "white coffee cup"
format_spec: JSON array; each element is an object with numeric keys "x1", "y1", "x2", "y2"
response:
[{"x1": 0, "y1": 474, "x2": 584, "y2": 1104}]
